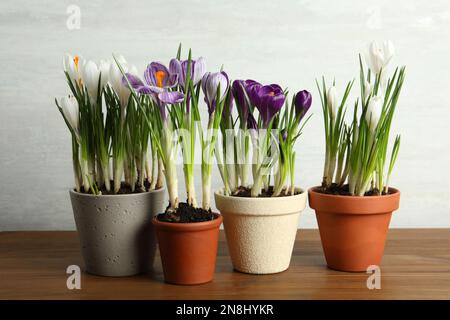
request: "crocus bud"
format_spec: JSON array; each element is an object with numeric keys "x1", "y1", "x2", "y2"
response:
[
  {"x1": 366, "y1": 95, "x2": 383, "y2": 132},
  {"x1": 81, "y1": 60, "x2": 100, "y2": 103},
  {"x1": 281, "y1": 129, "x2": 288, "y2": 141},
  {"x1": 326, "y1": 86, "x2": 338, "y2": 119},
  {"x1": 60, "y1": 95, "x2": 79, "y2": 133},
  {"x1": 201, "y1": 71, "x2": 229, "y2": 114},
  {"x1": 363, "y1": 79, "x2": 372, "y2": 102},
  {"x1": 366, "y1": 40, "x2": 395, "y2": 75},
  {"x1": 294, "y1": 90, "x2": 312, "y2": 120}
]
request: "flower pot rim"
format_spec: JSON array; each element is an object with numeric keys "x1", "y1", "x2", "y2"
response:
[
  {"x1": 152, "y1": 213, "x2": 223, "y2": 232},
  {"x1": 308, "y1": 186, "x2": 400, "y2": 200},
  {"x1": 308, "y1": 186, "x2": 400, "y2": 215},
  {"x1": 214, "y1": 187, "x2": 307, "y2": 216},
  {"x1": 69, "y1": 186, "x2": 165, "y2": 198},
  {"x1": 214, "y1": 187, "x2": 305, "y2": 200}
]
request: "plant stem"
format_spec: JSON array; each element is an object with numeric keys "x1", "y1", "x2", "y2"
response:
[
  {"x1": 156, "y1": 157, "x2": 164, "y2": 189},
  {"x1": 71, "y1": 137, "x2": 82, "y2": 192},
  {"x1": 251, "y1": 172, "x2": 263, "y2": 197},
  {"x1": 202, "y1": 168, "x2": 211, "y2": 210}
]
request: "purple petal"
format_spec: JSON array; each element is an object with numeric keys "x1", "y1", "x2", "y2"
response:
[
  {"x1": 245, "y1": 80, "x2": 262, "y2": 107},
  {"x1": 158, "y1": 91, "x2": 184, "y2": 105},
  {"x1": 147, "y1": 86, "x2": 164, "y2": 94},
  {"x1": 202, "y1": 71, "x2": 229, "y2": 114},
  {"x1": 193, "y1": 57, "x2": 206, "y2": 85},
  {"x1": 180, "y1": 60, "x2": 189, "y2": 87},
  {"x1": 137, "y1": 86, "x2": 153, "y2": 95},
  {"x1": 201, "y1": 72, "x2": 211, "y2": 105},
  {"x1": 122, "y1": 73, "x2": 144, "y2": 89},
  {"x1": 169, "y1": 59, "x2": 183, "y2": 87},
  {"x1": 167, "y1": 73, "x2": 178, "y2": 87},
  {"x1": 256, "y1": 84, "x2": 285, "y2": 127},
  {"x1": 232, "y1": 80, "x2": 249, "y2": 121},
  {"x1": 169, "y1": 59, "x2": 182, "y2": 77}
]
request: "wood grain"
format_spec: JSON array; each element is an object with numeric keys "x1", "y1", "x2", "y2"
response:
[{"x1": 0, "y1": 229, "x2": 449, "y2": 300}]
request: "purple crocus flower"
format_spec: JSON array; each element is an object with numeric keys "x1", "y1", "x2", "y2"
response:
[
  {"x1": 144, "y1": 62, "x2": 178, "y2": 91},
  {"x1": 169, "y1": 57, "x2": 206, "y2": 88},
  {"x1": 125, "y1": 61, "x2": 179, "y2": 96},
  {"x1": 201, "y1": 71, "x2": 229, "y2": 115},
  {"x1": 245, "y1": 80, "x2": 262, "y2": 106},
  {"x1": 294, "y1": 90, "x2": 312, "y2": 120},
  {"x1": 255, "y1": 84, "x2": 285, "y2": 127},
  {"x1": 123, "y1": 71, "x2": 184, "y2": 120},
  {"x1": 232, "y1": 80, "x2": 259, "y2": 122},
  {"x1": 124, "y1": 72, "x2": 183, "y2": 104}
]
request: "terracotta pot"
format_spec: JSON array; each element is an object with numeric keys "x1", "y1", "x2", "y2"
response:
[
  {"x1": 214, "y1": 188, "x2": 306, "y2": 274},
  {"x1": 152, "y1": 214, "x2": 222, "y2": 285},
  {"x1": 69, "y1": 188, "x2": 166, "y2": 277},
  {"x1": 308, "y1": 187, "x2": 400, "y2": 272}
]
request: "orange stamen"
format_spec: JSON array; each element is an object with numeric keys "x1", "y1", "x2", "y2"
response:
[
  {"x1": 73, "y1": 55, "x2": 79, "y2": 71},
  {"x1": 268, "y1": 91, "x2": 275, "y2": 96},
  {"x1": 155, "y1": 70, "x2": 166, "y2": 88}
]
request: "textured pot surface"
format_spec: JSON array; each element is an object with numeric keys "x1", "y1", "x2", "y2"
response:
[
  {"x1": 70, "y1": 188, "x2": 165, "y2": 277},
  {"x1": 153, "y1": 214, "x2": 222, "y2": 285},
  {"x1": 214, "y1": 189, "x2": 306, "y2": 274},
  {"x1": 308, "y1": 187, "x2": 400, "y2": 272}
]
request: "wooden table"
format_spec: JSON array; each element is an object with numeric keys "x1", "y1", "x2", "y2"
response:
[{"x1": 1, "y1": 230, "x2": 449, "y2": 300}]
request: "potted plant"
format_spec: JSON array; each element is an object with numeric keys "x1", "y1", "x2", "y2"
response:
[
  {"x1": 214, "y1": 78, "x2": 312, "y2": 274},
  {"x1": 309, "y1": 41, "x2": 406, "y2": 272},
  {"x1": 56, "y1": 54, "x2": 165, "y2": 277},
  {"x1": 119, "y1": 46, "x2": 225, "y2": 285}
]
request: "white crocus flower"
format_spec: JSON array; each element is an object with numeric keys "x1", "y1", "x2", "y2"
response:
[
  {"x1": 99, "y1": 59, "x2": 111, "y2": 89},
  {"x1": 60, "y1": 95, "x2": 79, "y2": 134},
  {"x1": 366, "y1": 95, "x2": 383, "y2": 132},
  {"x1": 63, "y1": 54, "x2": 83, "y2": 85},
  {"x1": 81, "y1": 60, "x2": 100, "y2": 103},
  {"x1": 326, "y1": 86, "x2": 338, "y2": 119},
  {"x1": 364, "y1": 79, "x2": 372, "y2": 102},
  {"x1": 366, "y1": 40, "x2": 395, "y2": 75},
  {"x1": 109, "y1": 55, "x2": 138, "y2": 107}
]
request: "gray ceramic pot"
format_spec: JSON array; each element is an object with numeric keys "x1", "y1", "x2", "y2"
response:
[{"x1": 69, "y1": 188, "x2": 166, "y2": 277}]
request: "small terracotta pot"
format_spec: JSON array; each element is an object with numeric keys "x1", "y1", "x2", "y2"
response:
[
  {"x1": 215, "y1": 188, "x2": 306, "y2": 274},
  {"x1": 152, "y1": 214, "x2": 222, "y2": 285},
  {"x1": 308, "y1": 186, "x2": 400, "y2": 272}
]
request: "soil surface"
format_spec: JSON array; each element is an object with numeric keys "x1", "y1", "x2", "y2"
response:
[
  {"x1": 78, "y1": 179, "x2": 159, "y2": 195},
  {"x1": 231, "y1": 186, "x2": 301, "y2": 197},
  {"x1": 157, "y1": 202, "x2": 216, "y2": 223},
  {"x1": 315, "y1": 184, "x2": 393, "y2": 196}
]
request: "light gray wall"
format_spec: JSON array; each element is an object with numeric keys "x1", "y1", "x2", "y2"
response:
[{"x1": 1, "y1": 0, "x2": 449, "y2": 230}]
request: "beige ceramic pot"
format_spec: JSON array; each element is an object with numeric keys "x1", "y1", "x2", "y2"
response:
[
  {"x1": 70, "y1": 187, "x2": 165, "y2": 277},
  {"x1": 214, "y1": 188, "x2": 306, "y2": 274}
]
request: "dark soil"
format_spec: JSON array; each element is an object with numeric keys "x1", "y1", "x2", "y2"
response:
[
  {"x1": 77, "y1": 179, "x2": 158, "y2": 195},
  {"x1": 315, "y1": 183, "x2": 392, "y2": 196},
  {"x1": 157, "y1": 202, "x2": 216, "y2": 223},
  {"x1": 231, "y1": 186, "x2": 301, "y2": 197}
]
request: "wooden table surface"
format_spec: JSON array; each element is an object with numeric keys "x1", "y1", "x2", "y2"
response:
[{"x1": 1, "y1": 229, "x2": 449, "y2": 300}]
